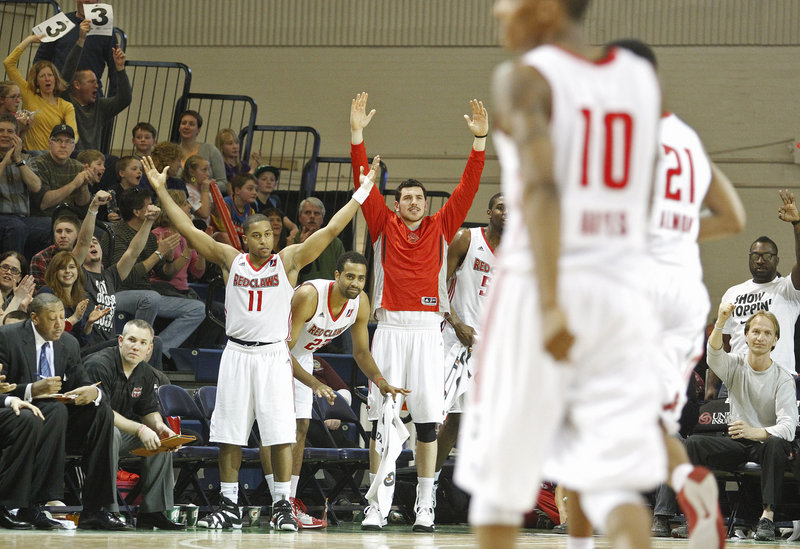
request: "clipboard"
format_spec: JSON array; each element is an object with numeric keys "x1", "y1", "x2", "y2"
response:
[
  {"x1": 130, "y1": 434, "x2": 196, "y2": 457},
  {"x1": 33, "y1": 393, "x2": 78, "y2": 403}
]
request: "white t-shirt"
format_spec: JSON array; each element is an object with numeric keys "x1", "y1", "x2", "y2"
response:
[{"x1": 721, "y1": 275, "x2": 800, "y2": 375}]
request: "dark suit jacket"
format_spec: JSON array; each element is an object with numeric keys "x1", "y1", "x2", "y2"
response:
[{"x1": 0, "y1": 320, "x2": 89, "y2": 399}]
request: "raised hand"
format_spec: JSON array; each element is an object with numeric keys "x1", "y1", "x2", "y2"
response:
[
  {"x1": 717, "y1": 302, "x2": 735, "y2": 325},
  {"x1": 143, "y1": 204, "x2": 161, "y2": 222},
  {"x1": 13, "y1": 274, "x2": 35, "y2": 305},
  {"x1": 142, "y1": 156, "x2": 169, "y2": 192},
  {"x1": 358, "y1": 154, "x2": 380, "y2": 193},
  {"x1": 250, "y1": 151, "x2": 262, "y2": 166},
  {"x1": 78, "y1": 19, "x2": 91, "y2": 42},
  {"x1": 778, "y1": 189, "x2": 800, "y2": 224},
  {"x1": 464, "y1": 99, "x2": 489, "y2": 137},
  {"x1": 9, "y1": 134, "x2": 23, "y2": 163},
  {"x1": 112, "y1": 46, "x2": 126, "y2": 71},
  {"x1": 92, "y1": 190, "x2": 112, "y2": 208},
  {"x1": 72, "y1": 298, "x2": 89, "y2": 321},
  {"x1": 350, "y1": 92, "x2": 377, "y2": 132}
]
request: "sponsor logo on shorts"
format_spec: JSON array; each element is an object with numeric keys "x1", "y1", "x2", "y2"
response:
[
  {"x1": 131, "y1": 386, "x2": 142, "y2": 398},
  {"x1": 421, "y1": 297, "x2": 437, "y2": 306}
]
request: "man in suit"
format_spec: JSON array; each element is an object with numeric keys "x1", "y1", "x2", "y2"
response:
[
  {"x1": 0, "y1": 366, "x2": 47, "y2": 530},
  {"x1": 0, "y1": 293, "x2": 124, "y2": 530}
]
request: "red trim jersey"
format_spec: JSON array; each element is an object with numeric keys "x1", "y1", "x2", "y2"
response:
[
  {"x1": 290, "y1": 279, "x2": 359, "y2": 357},
  {"x1": 444, "y1": 227, "x2": 496, "y2": 347},
  {"x1": 225, "y1": 252, "x2": 293, "y2": 342},
  {"x1": 351, "y1": 141, "x2": 484, "y2": 314}
]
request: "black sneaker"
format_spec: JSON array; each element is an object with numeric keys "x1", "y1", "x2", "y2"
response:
[
  {"x1": 197, "y1": 496, "x2": 241, "y2": 529},
  {"x1": 651, "y1": 515, "x2": 671, "y2": 537},
  {"x1": 270, "y1": 499, "x2": 298, "y2": 532},
  {"x1": 754, "y1": 517, "x2": 776, "y2": 541}
]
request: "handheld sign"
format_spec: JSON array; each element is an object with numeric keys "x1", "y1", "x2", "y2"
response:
[
  {"x1": 32, "y1": 12, "x2": 76, "y2": 43},
  {"x1": 209, "y1": 183, "x2": 242, "y2": 251},
  {"x1": 84, "y1": 3, "x2": 114, "y2": 36}
]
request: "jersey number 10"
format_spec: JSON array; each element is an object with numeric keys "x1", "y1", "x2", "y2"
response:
[{"x1": 580, "y1": 109, "x2": 632, "y2": 190}]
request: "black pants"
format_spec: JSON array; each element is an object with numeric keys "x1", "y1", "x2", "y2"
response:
[
  {"x1": 35, "y1": 400, "x2": 116, "y2": 511},
  {"x1": 686, "y1": 433, "x2": 791, "y2": 506},
  {"x1": 0, "y1": 408, "x2": 44, "y2": 508}
]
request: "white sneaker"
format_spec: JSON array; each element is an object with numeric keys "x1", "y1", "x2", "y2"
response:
[
  {"x1": 413, "y1": 506, "x2": 435, "y2": 532},
  {"x1": 361, "y1": 505, "x2": 386, "y2": 531},
  {"x1": 676, "y1": 466, "x2": 725, "y2": 549},
  {"x1": 290, "y1": 498, "x2": 327, "y2": 529}
]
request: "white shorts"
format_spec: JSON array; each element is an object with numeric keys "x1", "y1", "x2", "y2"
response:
[
  {"x1": 649, "y1": 269, "x2": 710, "y2": 433},
  {"x1": 367, "y1": 310, "x2": 445, "y2": 424},
  {"x1": 210, "y1": 341, "x2": 296, "y2": 447},
  {"x1": 455, "y1": 268, "x2": 666, "y2": 516},
  {"x1": 293, "y1": 352, "x2": 314, "y2": 420}
]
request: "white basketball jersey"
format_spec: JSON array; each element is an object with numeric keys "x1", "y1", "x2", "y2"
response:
[
  {"x1": 444, "y1": 227, "x2": 496, "y2": 345},
  {"x1": 291, "y1": 279, "x2": 359, "y2": 358},
  {"x1": 225, "y1": 253, "x2": 293, "y2": 342},
  {"x1": 495, "y1": 45, "x2": 660, "y2": 285},
  {"x1": 648, "y1": 113, "x2": 713, "y2": 280}
]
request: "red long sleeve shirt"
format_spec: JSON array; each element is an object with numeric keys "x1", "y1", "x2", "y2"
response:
[{"x1": 351, "y1": 141, "x2": 484, "y2": 314}]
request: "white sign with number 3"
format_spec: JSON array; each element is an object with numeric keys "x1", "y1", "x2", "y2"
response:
[
  {"x1": 84, "y1": 3, "x2": 114, "y2": 36},
  {"x1": 32, "y1": 12, "x2": 76, "y2": 43}
]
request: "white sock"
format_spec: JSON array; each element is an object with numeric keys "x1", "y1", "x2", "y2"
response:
[
  {"x1": 274, "y1": 481, "x2": 291, "y2": 503},
  {"x1": 671, "y1": 463, "x2": 694, "y2": 493},
  {"x1": 220, "y1": 482, "x2": 238, "y2": 503},
  {"x1": 433, "y1": 470, "x2": 441, "y2": 483},
  {"x1": 417, "y1": 477, "x2": 434, "y2": 508},
  {"x1": 567, "y1": 537, "x2": 594, "y2": 549},
  {"x1": 265, "y1": 474, "x2": 275, "y2": 500},
  {"x1": 290, "y1": 475, "x2": 299, "y2": 499}
]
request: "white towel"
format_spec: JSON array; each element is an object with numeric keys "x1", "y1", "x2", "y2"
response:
[
  {"x1": 365, "y1": 394, "x2": 409, "y2": 518},
  {"x1": 443, "y1": 342, "x2": 472, "y2": 413}
]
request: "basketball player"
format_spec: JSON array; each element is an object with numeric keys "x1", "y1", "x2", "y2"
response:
[
  {"x1": 262, "y1": 250, "x2": 409, "y2": 529},
  {"x1": 433, "y1": 193, "x2": 504, "y2": 499},
  {"x1": 454, "y1": 1, "x2": 666, "y2": 548},
  {"x1": 350, "y1": 92, "x2": 487, "y2": 532},
  {"x1": 142, "y1": 155, "x2": 379, "y2": 532}
]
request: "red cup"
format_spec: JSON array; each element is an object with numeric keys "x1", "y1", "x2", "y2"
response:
[{"x1": 167, "y1": 416, "x2": 181, "y2": 434}]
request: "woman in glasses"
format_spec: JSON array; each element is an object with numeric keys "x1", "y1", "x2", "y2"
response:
[
  {"x1": 3, "y1": 33, "x2": 80, "y2": 151},
  {"x1": 0, "y1": 81, "x2": 33, "y2": 142},
  {"x1": 0, "y1": 251, "x2": 35, "y2": 322}
]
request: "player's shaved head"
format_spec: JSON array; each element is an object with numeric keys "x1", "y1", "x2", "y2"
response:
[{"x1": 488, "y1": 192, "x2": 504, "y2": 209}]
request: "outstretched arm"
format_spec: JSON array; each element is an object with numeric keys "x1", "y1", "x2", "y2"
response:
[
  {"x1": 776, "y1": 189, "x2": 800, "y2": 289},
  {"x1": 143, "y1": 156, "x2": 238, "y2": 270},
  {"x1": 117, "y1": 205, "x2": 159, "y2": 280},
  {"x1": 282, "y1": 157, "x2": 378, "y2": 281},
  {"x1": 495, "y1": 61, "x2": 573, "y2": 362},
  {"x1": 350, "y1": 91, "x2": 376, "y2": 147},
  {"x1": 74, "y1": 191, "x2": 111, "y2": 265},
  {"x1": 698, "y1": 162, "x2": 745, "y2": 242},
  {"x1": 464, "y1": 98, "x2": 489, "y2": 152}
]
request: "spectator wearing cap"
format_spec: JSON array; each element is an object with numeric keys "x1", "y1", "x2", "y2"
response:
[
  {"x1": 28, "y1": 124, "x2": 92, "y2": 218},
  {"x1": 0, "y1": 113, "x2": 49, "y2": 255}
]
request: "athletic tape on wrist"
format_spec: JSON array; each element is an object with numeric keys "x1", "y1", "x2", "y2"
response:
[{"x1": 353, "y1": 184, "x2": 370, "y2": 204}]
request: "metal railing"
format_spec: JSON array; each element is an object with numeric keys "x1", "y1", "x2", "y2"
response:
[
  {"x1": 172, "y1": 92, "x2": 257, "y2": 156},
  {"x1": 0, "y1": 0, "x2": 60, "y2": 81}
]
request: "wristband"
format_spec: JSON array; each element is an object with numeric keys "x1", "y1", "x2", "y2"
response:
[
  {"x1": 475, "y1": 133, "x2": 489, "y2": 138},
  {"x1": 375, "y1": 376, "x2": 386, "y2": 386},
  {"x1": 15, "y1": 159, "x2": 25, "y2": 167},
  {"x1": 154, "y1": 250, "x2": 164, "y2": 261},
  {"x1": 714, "y1": 324, "x2": 725, "y2": 330},
  {"x1": 137, "y1": 424, "x2": 147, "y2": 437},
  {"x1": 87, "y1": 210, "x2": 97, "y2": 216},
  {"x1": 353, "y1": 185, "x2": 370, "y2": 204}
]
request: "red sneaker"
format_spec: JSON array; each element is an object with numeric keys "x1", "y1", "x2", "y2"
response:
[
  {"x1": 290, "y1": 497, "x2": 327, "y2": 529},
  {"x1": 676, "y1": 466, "x2": 725, "y2": 549}
]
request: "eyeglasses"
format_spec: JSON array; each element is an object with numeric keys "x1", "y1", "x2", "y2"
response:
[
  {"x1": 0, "y1": 264, "x2": 21, "y2": 276},
  {"x1": 3, "y1": 94, "x2": 21, "y2": 100},
  {"x1": 50, "y1": 138, "x2": 74, "y2": 145},
  {"x1": 749, "y1": 252, "x2": 775, "y2": 262}
]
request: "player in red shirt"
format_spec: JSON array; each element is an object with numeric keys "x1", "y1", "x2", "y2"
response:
[{"x1": 349, "y1": 92, "x2": 487, "y2": 532}]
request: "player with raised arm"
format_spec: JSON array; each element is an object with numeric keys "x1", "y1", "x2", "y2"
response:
[
  {"x1": 455, "y1": 1, "x2": 666, "y2": 548},
  {"x1": 143, "y1": 155, "x2": 378, "y2": 532},
  {"x1": 262, "y1": 250, "x2": 410, "y2": 528},
  {"x1": 350, "y1": 92, "x2": 486, "y2": 532}
]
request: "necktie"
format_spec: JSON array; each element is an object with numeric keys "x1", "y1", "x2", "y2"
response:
[{"x1": 39, "y1": 342, "x2": 51, "y2": 379}]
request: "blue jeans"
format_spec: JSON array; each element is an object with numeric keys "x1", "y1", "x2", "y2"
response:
[{"x1": 115, "y1": 290, "x2": 205, "y2": 357}]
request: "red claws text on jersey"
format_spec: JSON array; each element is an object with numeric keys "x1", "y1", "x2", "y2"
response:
[{"x1": 232, "y1": 273, "x2": 280, "y2": 288}]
